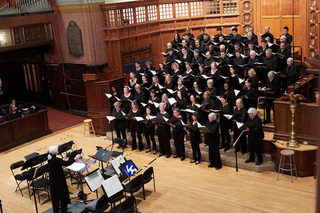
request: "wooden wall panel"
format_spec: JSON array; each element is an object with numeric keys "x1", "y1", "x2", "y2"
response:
[{"x1": 261, "y1": 0, "x2": 280, "y2": 16}]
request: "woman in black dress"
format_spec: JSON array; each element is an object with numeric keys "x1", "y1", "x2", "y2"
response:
[
  {"x1": 171, "y1": 62, "x2": 182, "y2": 86},
  {"x1": 128, "y1": 72, "x2": 139, "y2": 95},
  {"x1": 127, "y1": 101, "x2": 143, "y2": 151},
  {"x1": 121, "y1": 86, "x2": 134, "y2": 132},
  {"x1": 47, "y1": 145, "x2": 80, "y2": 213},
  {"x1": 199, "y1": 91, "x2": 215, "y2": 125},
  {"x1": 188, "y1": 81, "x2": 203, "y2": 103},
  {"x1": 143, "y1": 107, "x2": 157, "y2": 154},
  {"x1": 171, "y1": 33, "x2": 181, "y2": 49},
  {"x1": 8, "y1": 103, "x2": 22, "y2": 121},
  {"x1": 184, "y1": 112, "x2": 201, "y2": 165},
  {"x1": 207, "y1": 62, "x2": 222, "y2": 94},
  {"x1": 233, "y1": 98, "x2": 248, "y2": 154},
  {"x1": 174, "y1": 91, "x2": 187, "y2": 122},
  {"x1": 109, "y1": 85, "x2": 122, "y2": 112},
  {"x1": 201, "y1": 112, "x2": 222, "y2": 170},
  {"x1": 187, "y1": 95, "x2": 199, "y2": 123},
  {"x1": 156, "y1": 103, "x2": 171, "y2": 158},
  {"x1": 111, "y1": 102, "x2": 127, "y2": 147},
  {"x1": 197, "y1": 64, "x2": 208, "y2": 91},
  {"x1": 243, "y1": 79, "x2": 258, "y2": 110},
  {"x1": 219, "y1": 95, "x2": 233, "y2": 151},
  {"x1": 183, "y1": 63, "x2": 195, "y2": 90},
  {"x1": 157, "y1": 62, "x2": 169, "y2": 85},
  {"x1": 174, "y1": 78, "x2": 188, "y2": 98},
  {"x1": 220, "y1": 82, "x2": 236, "y2": 107},
  {"x1": 229, "y1": 66, "x2": 241, "y2": 90},
  {"x1": 169, "y1": 108, "x2": 185, "y2": 161},
  {"x1": 161, "y1": 93, "x2": 172, "y2": 117}
]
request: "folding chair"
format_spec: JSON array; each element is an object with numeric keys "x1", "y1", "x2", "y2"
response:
[{"x1": 10, "y1": 160, "x2": 28, "y2": 196}]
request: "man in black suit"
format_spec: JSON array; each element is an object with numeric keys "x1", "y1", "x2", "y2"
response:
[
  {"x1": 262, "y1": 48, "x2": 278, "y2": 86},
  {"x1": 197, "y1": 28, "x2": 205, "y2": 43},
  {"x1": 282, "y1": 26, "x2": 292, "y2": 44},
  {"x1": 262, "y1": 71, "x2": 280, "y2": 123},
  {"x1": 203, "y1": 51, "x2": 214, "y2": 68},
  {"x1": 248, "y1": 26, "x2": 258, "y2": 45},
  {"x1": 201, "y1": 33, "x2": 211, "y2": 48},
  {"x1": 244, "y1": 108, "x2": 264, "y2": 165},
  {"x1": 248, "y1": 50, "x2": 260, "y2": 80},
  {"x1": 263, "y1": 26, "x2": 274, "y2": 44},
  {"x1": 284, "y1": 57, "x2": 299, "y2": 89},
  {"x1": 276, "y1": 42, "x2": 291, "y2": 72}
]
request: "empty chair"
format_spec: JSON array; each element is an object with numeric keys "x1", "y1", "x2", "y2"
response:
[
  {"x1": 142, "y1": 166, "x2": 156, "y2": 192},
  {"x1": 85, "y1": 195, "x2": 109, "y2": 213},
  {"x1": 108, "y1": 190, "x2": 125, "y2": 208},
  {"x1": 10, "y1": 160, "x2": 29, "y2": 196},
  {"x1": 124, "y1": 175, "x2": 145, "y2": 200},
  {"x1": 107, "y1": 196, "x2": 136, "y2": 213}
]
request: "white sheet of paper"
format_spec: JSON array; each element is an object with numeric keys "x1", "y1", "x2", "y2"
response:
[
  {"x1": 180, "y1": 109, "x2": 195, "y2": 113},
  {"x1": 234, "y1": 89, "x2": 240, "y2": 96},
  {"x1": 158, "y1": 84, "x2": 165, "y2": 89},
  {"x1": 223, "y1": 114, "x2": 233, "y2": 120},
  {"x1": 106, "y1": 116, "x2": 115, "y2": 122},
  {"x1": 195, "y1": 104, "x2": 202, "y2": 108},
  {"x1": 105, "y1": 93, "x2": 112, "y2": 98},
  {"x1": 148, "y1": 115, "x2": 157, "y2": 120},
  {"x1": 221, "y1": 76, "x2": 228, "y2": 79},
  {"x1": 238, "y1": 78, "x2": 245, "y2": 84},
  {"x1": 141, "y1": 103, "x2": 147, "y2": 107},
  {"x1": 196, "y1": 122, "x2": 203, "y2": 128},
  {"x1": 201, "y1": 74, "x2": 209, "y2": 79},
  {"x1": 121, "y1": 111, "x2": 126, "y2": 116},
  {"x1": 167, "y1": 89, "x2": 176, "y2": 94},
  {"x1": 101, "y1": 175, "x2": 124, "y2": 198},
  {"x1": 168, "y1": 98, "x2": 177, "y2": 105},
  {"x1": 236, "y1": 122, "x2": 244, "y2": 129},
  {"x1": 84, "y1": 170, "x2": 104, "y2": 192},
  {"x1": 111, "y1": 155, "x2": 126, "y2": 175},
  {"x1": 196, "y1": 90, "x2": 202, "y2": 95},
  {"x1": 135, "y1": 117, "x2": 144, "y2": 122},
  {"x1": 163, "y1": 116, "x2": 168, "y2": 122},
  {"x1": 154, "y1": 102, "x2": 160, "y2": 108},
  {"x1": 150, "y1": 70, "x2": 157, "y2": 75},
  {"x1": 181, "y1": 120, "x2": 185, "y2": 125},
  {"x1": 66, "y1": 162, "x2": 86, "y2": 172},
  {"x1": 115, "y1": 96, "x2": 120, "y2": 101}
]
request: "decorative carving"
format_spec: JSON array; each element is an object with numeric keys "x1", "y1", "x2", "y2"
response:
[{"x1": 67, "y1": 21, "x2": 84, "y2": 57}]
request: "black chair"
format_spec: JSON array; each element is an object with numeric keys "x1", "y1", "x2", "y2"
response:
[
  {"x1": 113, "y1": 138, "x2": 127, "y2": 156},
  {"x1": 84, "y1": 195, "x2": 110, "y2": 213},
  {"x1": 108, "y1": 190, "x2": 125, "y2": 208},
  {"x1": 10, "y1": 160, "x2": 29, "y2": 196},
  {"x1": 107, "y1": 196, "x2": 136, "y2": 213},
  {"x1": 0, "y1": 199, "x2": 3, "y2": 213},
  {"x1": 123, "y1": 175, "x2": 145, "y2": 200},
  {"x1": 27, "y1": 166, "x2": 50, "y2": 203},
  {"x1": 142, "y1": 166, "x2": 156, "y2": 192}
]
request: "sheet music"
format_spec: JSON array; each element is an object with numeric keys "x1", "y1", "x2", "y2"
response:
[
  {"x1": 115, "y1": 96, "x2": 120, "y2": 101},
  {"x1": 141, "y1": 103, "x2": 147, "y2": 107},
  {"x1": 158, "y1": 84, "x2": 165, "y2": 89},
  {"x1": 196, "y1": 90, "x2": 202, "y2": 95},
  {"x1": 196, "y1": 122, "x2": 203, "y2": 128},
  {"x1": 66, "y1": 162, "x2": 86, "y2": 172},
  {"x1": 181, "y1": 120, "x2": 185, "y2": 125},
  {"x1": 105, "y1": 93, "x2": 112, "y2": 98},
  {"x1": 85, "y1": 170, "x2": 104, "y2": 192},
  {"x1": 223, "y1": 114, "x2": 233, "y2": 120},
  {"x1": 101, "y1": 175, "x2": 124, "y2": 198},
  {"x1": 106, "y1": 116, "x2": 115, "y2": 122},
  {"x1": 234, "y1": 89, "x2": 240, "y2": 96},
  {"x1": 236, "y1": 122, "x2": 244, "y2": 129},
  {"x1": 195, "y1": 104, "x2": 202, "y2": 108},
  {"x1": 167, "y1": 89, "x2": 176, "y2": 94},
  {"x1": 149, "y1": 115, "x2": 157, "y2": 120},
  {"x1": 238, "y1": 78, "x2": 245, "y2": 84},
  {"x1": 168, "y1": 97, "x2": 177, "y2": 105},
  {"x1": 154, "y1": 102, "x2": 160, "y2": 108},
  {"x1": 163, "y1": 116, "x2": 168, "y2": 122},
  {"x1": 180, "y1": 109, "x2": 195, "y2": 113},
  {"x1": 111, "y1": 155, "x2": 126, "y2": 175},
  {"x1": 121, "y1": 111, "x2": 126, "y2": 116},
  {"x1": 135, "y1": 117, "x2": 144, "y2": 122}
]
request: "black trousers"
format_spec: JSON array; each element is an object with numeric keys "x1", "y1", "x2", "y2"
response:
[
  {"x1": 208, "y1": 141, "x2": 222, "y2": 168},
  {"x1": 157, "y1": 126, "x2": 171, "y2": 156},
  {"x1": 234, "y1": 128, "x2": 247, "y2": 153},
  {"x1": 51, "y1": 193, "x2": 68, "y2": 213},
  {"x1": 248, "y1": 138, "x2": 263, "y2": 162},
  {"x1": 173, "y1": 132, "x2": 185, "y2": 158},
  {"x1": 144, "y1": 127, "x2": 156, "y2": 150},
  {"x1": 266, "y1": 98, "x2": 274, "y2": 122},
  {"x1": 115, "y1": 128, "x2": 127, "y2": 144},
  {"x1": 131, "y1": 125, "x2": 143, "y2": 150},
  {"x1": 220, "y1": 125, "x2": 230, "y2": 149}
]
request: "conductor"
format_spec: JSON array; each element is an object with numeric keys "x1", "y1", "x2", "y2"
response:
[{"x1": 47, "y1": 145, "x2": 81, "y2": 213}]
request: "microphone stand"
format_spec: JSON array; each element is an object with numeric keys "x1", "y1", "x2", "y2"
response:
[{"x1": 233, "y1": 130, "x2": 245, "y2": 172}]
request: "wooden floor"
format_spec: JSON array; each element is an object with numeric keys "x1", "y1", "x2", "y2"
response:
[{"x1": 0, "y1": 123, "x2": 316, "y2": 213}]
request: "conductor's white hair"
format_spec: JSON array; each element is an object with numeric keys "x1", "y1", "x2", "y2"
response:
[
  {"x1": 48, "y1": 145, "x2": 58, "y2": 160},
  {"x1": 247, "y1": 108, "x2": 257, "y2": 115},
  {"x1": 208, "y1": 112, "x2": 217, "y2": 120}
]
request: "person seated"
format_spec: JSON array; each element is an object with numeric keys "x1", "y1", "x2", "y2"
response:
[{"x1": 8, "y1": 103, "x2": 22, "y2": 121}]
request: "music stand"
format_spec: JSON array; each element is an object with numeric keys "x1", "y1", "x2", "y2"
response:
[
  {"x1": 31, "y1": 164, "x2": 50, "y2": 213},
  {"x1": 24, "y1": 152, "x2": 39, "y2": 161},
  {"x1": 68, "y1": 149, "x2": 83, "y2": 160},
  {"x1": 58, "y1": 141, "x2": 74, "y2": 155},
  {"x1": 90, "y1": 148, "x2": 113, "y2": 176},
  {"x1": 21, "y1": 153, "x2": 48, "y2": 170},
  {"x1": 119, "y1": 160, "x2": 138, "y2": 180},
  {"x1": 84, "y1": 168, "x2": 104, "y2": 199}
]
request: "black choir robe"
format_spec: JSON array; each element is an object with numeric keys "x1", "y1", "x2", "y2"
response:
[{"x1": 205, "y1": 120, "x2": 222, "y2": 168}]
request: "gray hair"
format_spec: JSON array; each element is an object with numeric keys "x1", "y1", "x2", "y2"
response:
[
  {"x1": 236, "y1": 98, "x2": 243, "y2": 105},
  {"x1": 208, "y1": 112, "x2": 217, "y2": 120},
  {"x1": 134, "y1": 84, "x2": 140, "y2": 89},
  {"x1": 287, "y1": 57, "x2": 294, "y2": 63},
  {"x1": 207, "y1": 79, "x2": 213, "y2": 85},
  {"x1": 247, "y1": 107, "x2": 257, "y2": 115},
  {"x1": 48, "y1": 145, "x2": 58, "y2": 160},
  {"x1": 267, "y1": 71, "x2": 276, "y2": 77},
  {"x1": 265, "y1": 48, "x2": 272, "y2": 54},
  {"x1": 247, "y1": 32, "x2": 252, "y2": 36},
  {"x1": 159, "y1": 102, "x2": 166, "y2": 108}
]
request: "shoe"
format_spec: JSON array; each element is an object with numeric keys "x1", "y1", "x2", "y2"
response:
[
  {"x1": 245, "y1": 159, "x2": 254, "y2": 163},
  {"x1": 146, "y1": 149, "x2": 151, "y2": 153},
  {"x1": 180, "y1": 157, "x2": 185, "y2": 161},
  {"x1": 195, "y1": 161, "x2": 200, "y2": 165},
  {"x1": 139, "y1": 149, "x2": 143, "y2": 152},
  {"x1": 166, "y1": 155, "x2": 171, "y2": 158},
  {"x1": 215, "y1": 167, "x2": 222, "y2": 170},
  {"x1": 234, "y1": 149, "x2": 240, "y2": 153},
  {"x1": 158, "y1": 154, "x2": 164, "y2": 157},
  {"x1": 173, "y1": 156, "x2": 180, "y2": 159},
  {"x1": 208, "y1": 164, "x2": 214, "y2": 168},
  {"x1": 219, "y1": 146, "x2": 225, "y2": 149},
  {"x1": 153, "y1": 151, "x2": 157, "y2": 155},
  {"x1": 131, "y1": 148, "x2": 136, "y2": 151},
  {"x1": 117, "y1": 145, "x2": 121, "y2": 149},
  {"x1": 190, "y1": 160, "x2": 196, "y2": 163},
  {"x1": 224, "y1": 147, "x2": 230, "y2": 152},
  {"x1": 255, "y1": 161, "x2": 263, "y2": 165}
]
